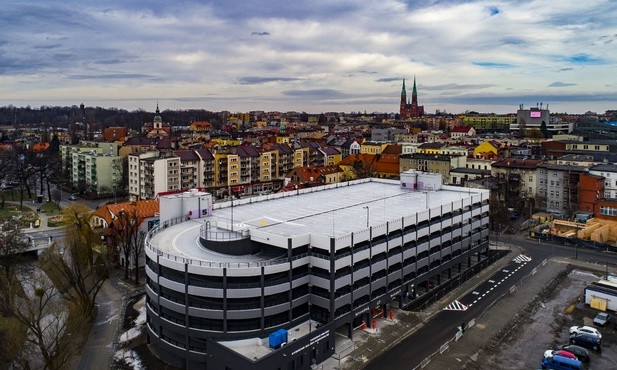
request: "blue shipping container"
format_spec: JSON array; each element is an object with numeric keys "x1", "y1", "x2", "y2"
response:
[{"x1": 268, "y1": 329, "x2": 288, "y2": 349}]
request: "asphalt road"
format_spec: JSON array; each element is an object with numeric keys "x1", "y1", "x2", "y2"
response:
[
  {"x1": 76, "y1": 270, "x2": 126, "y2": 369},
  {"x1": 364, "y1": 252, "x2": 536, "y2": 370},
  {"x1": 364, "y1": 235, "x2": 617, "y2": 370}
]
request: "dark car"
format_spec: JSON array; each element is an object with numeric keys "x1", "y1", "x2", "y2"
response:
[
  {"x1": 557, "y1": 344, "x2": 590, "y2": 363},
  {"x1": 569, "y1": 333, "x2": 601, "y2": 351}
]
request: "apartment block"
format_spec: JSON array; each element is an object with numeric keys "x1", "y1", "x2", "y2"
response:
[{"x1": 70, "y1": 151, "x2": 123, "y2": 194}]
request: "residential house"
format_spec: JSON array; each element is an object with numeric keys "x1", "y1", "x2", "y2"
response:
[
  {"x1": 417, "y1": 142, "x2": 445, "y2": 154},
  {"x1": 399, "y1": 153, "x2": 464, "y2": 184},
  {"x1": 450, "y1": 126, "x2": 476, "y2": 139},
  {"x1": 286, "y1": 165, "x2": 343, "y2": 186},
  {"x1": 128, "y1": 150, "x2": 181, "y2": 200},
  {"x1": 473, "y1": 140, "x2": 500, "y2": 159},
  {"x1": 490, "y1": 158, "x2": 542, "y2": 209},
  {"x1": 102, "y1": 127, "x2": 128, "y2": 142},
  {"x1": 589, "y1": 164, "x2": 617, "y2": 199},
  {"x1": 536, "y1": 163, "x2": 587, "y2": 216}
]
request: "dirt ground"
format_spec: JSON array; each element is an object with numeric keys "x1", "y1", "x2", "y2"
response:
[
  {"x1": 450, "y1": 266, "x2": 617, "y2": 370},
  {"x1": 481, "y1": 268, "x2": 616, "y2": 369}
]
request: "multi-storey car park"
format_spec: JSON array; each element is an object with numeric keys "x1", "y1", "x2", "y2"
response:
[{"x1": 144, "y1": 172, "x2": 490, "y2": 370}]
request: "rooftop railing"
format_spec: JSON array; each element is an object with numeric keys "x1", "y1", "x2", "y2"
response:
[{"x1": 145, "y1": 217, "x2": 307, "y2": 268}]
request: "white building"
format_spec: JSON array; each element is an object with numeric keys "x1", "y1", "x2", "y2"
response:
[{"x1": 145, "y1": 175, "x2": 490, "y2": 369}]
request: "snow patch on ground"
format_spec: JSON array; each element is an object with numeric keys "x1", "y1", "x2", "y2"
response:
[
  {"x1": 114, "y1": 349, "x2": 144, "y2": 370},
  {"x1": 119, "y1": 296, "x2": 146, "y2": 343},
  {"x1": 119, "y1": 326, "x2": 142, "y2": 344},
  {"x1": 133, "y1": 298, "x2": 146, "y2": 326}
]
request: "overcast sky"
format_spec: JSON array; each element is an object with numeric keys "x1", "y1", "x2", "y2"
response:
[{"x1": 1, "y1": 0, "x2": 616, "y2": 114}]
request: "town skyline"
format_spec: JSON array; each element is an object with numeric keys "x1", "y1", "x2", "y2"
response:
[{"x1": 2, "y1": 0, "x2": 616, "y2": 114}]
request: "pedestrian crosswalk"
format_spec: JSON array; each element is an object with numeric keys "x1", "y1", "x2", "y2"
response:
[
  {"x1": 513, "y1": 254, "x2": 532, "y2": 263},
  {"x1": 443, "y1": 300, "x2": 468, "y2": 311}
]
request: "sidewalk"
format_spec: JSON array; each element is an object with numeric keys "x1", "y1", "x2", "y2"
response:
[{"x1": 5, "y1": 200, "x2": 57, "y2": 233}]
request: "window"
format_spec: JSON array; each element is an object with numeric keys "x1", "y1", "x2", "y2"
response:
[{"x1": 600, "y1": 206, "x2": 617, "y2": 216}]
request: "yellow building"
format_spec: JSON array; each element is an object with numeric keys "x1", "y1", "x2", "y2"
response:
[
  {"x1": 360, "y1": 142, "x2": 389, "y2": 155},
  {"x1": 473, "y1": 141, "x2": 499, "y2": 159}
]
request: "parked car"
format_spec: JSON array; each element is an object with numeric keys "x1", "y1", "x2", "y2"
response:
[
  {"x1": 569, "y1": 325, "x2": 602, "y2": 338},
  {"x1": 541, "y1": 354, "x2": 582, "y2": 370},
  {"x1": 556, "y1": 345, "x2": 590, "y2": 363},
  {"x1": 593, "y1": 312, "x2": 611, "y2": 327},
  {"x1": 544, "y1": 349, "x2": 577, "y2": 360},
  {"x1": 68, "y1": 194, "x2": 78, "y2": 201},
  {"x1": 569, "y1": 333, "x2": 601, "y2": 351}
]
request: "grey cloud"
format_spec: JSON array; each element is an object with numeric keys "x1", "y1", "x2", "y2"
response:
[
  {"x1": 251, "y1": 31, "x2": 270, "y2": 36},
  {"x1": 91, "y1": 59, "x2": 130, "y2": 65},
  {"x1": 548, "y1": 82, "x2": 577, "y2": 87},
  {"x1": 376, "y1": 77, "x2": 401, "y2": 82},
  {"x1": 238, "y1": 77, "x2": 301, "y2": 84},
  {"x1": 282, "y1": 89, "x2": 346, "y2": 98},
  {"x1": 500, "y1": 37, "x2": 526, "y2": 46},
  {"x1": 422, "y1": 83, "x2": 495, "y2": 91},
  {"x1": 33, "y1": 43, "x2": 63, "y2": 49},
  {"x1": 67, "y1": 73, "x2": 156, "y2": 80}
]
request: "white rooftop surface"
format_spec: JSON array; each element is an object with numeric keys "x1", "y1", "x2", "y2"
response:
[{"x1": 149, "y1": 180, "x2": 480, "y2": 262}]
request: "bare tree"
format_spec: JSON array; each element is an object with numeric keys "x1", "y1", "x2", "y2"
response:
[
  {"x1": 131, "y1": 228, "x2": 147, "y2": 284},
  {"x1": 39, "y1": 204, "x2": 109, "y2": 321},
  {"x1": 108, "y1": 208, "x2": 146, "y2": 283},
  {"x1": 352, "y1": 158, "x2": 373, "y2": 179},
  {"x1": 0, "y1": 219, "x2": 30, "y2": 314},
  {"x1": 7, "y1": 270, "x2": 78, "y2": 370}
]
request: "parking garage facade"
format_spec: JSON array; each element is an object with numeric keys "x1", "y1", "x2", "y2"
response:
[{"x1": 144, "y1": 178, "x2": 490, "y2": 369}]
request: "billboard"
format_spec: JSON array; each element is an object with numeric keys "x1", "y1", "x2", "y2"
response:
[{"x1": 530, "y1": 111, "x2": 542, "y2": 118}]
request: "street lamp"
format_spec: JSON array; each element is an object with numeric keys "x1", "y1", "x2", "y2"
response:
[{"x1": 363, "y1": 206, "x2": 370, "y2": 228}]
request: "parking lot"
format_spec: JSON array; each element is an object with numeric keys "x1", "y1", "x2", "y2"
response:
[{"x1": 463, "y1": 265, "x2": 617, "y2": 369}]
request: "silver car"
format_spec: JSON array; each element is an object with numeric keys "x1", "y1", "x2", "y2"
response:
[{"x1": 593, "y1": 312, "x2": 611, "y2": 327}]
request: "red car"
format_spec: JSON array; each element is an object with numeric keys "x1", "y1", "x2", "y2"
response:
[
  {"x1": 555, "y1": 350, "x2": 576, "y2": 359},
  {"x1": 544, "y1": 349, "x2": 577, "y2": 360}
]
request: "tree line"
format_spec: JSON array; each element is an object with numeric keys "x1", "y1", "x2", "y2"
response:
[{"x1": 0, "y1": 105, "x2": 223, "y2": 131}]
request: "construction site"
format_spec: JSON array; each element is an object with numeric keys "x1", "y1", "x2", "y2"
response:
[{"x1": 529, "y1": 212, "x2": 617, "y2": 252}]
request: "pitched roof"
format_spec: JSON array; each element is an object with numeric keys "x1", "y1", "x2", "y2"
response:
[
  {"x1": 194, "y1": 148, "x2": 214, "y2": 160},
  {"x1": 320, "y1": 146, "x2": 341, "y2": 155},
  {"x1": 382, "y1": 144, "x2": 402, "y2": 154},
  {"x1": 123, "y1": 136, "x2": 159, "y2": 146},
  {"x1": 418, "y1": 142, "x2": 446, "y2": 149},
  {"x1": 451, "y1": 126, "x2": 473, "y2": 133},
  {"x1": 491, "y1": 158, "x2": 542, "y2": 169},
  {"x1": 372, "y1": 154, "x2": 399, "y2": 174},
  {"x1": 338, "y1": 153, "x2": 376, "y2": 167},
  {"x1": 173, "y1": 149, "x2": 200, "y2": 161},
  {"x1": 93, "y1": 199, "x2": 159, "y2": 226}
]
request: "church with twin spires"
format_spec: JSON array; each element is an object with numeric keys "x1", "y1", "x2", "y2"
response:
[{"x1": 399, "y1": 77, "x2": 424, "y2": 119}]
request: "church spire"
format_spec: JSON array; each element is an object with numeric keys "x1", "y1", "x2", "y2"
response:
[
  {"x1": 156, "y1": 101, "x2": 160, "y2": 114},
  {"x1": 412, "y1": 76, "x2": 417, "y2": 97},
  {"x1": 401, "y1": 79, "x2": 406, "y2": 95}
]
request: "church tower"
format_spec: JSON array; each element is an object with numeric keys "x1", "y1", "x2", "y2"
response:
[
  {"x1": 411, "y1": 76, "x2": 418, "y2": 106},
  {"x1": 400, "y1": 79, "x2": 407, "y2": 117},
  {"x1": 399, "y1": 77, "x2": 424, "y2": 119}
]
